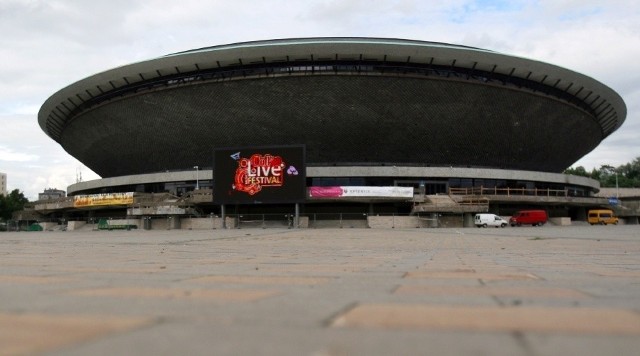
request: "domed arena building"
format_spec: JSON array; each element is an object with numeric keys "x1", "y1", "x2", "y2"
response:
[{"x1": 34, "y1": 38, "x2": 628, "y2": 228}]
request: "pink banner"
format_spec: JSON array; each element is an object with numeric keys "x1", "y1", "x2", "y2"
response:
[
  {"x1": 309, "y1": 186, "x2": 344, "y2": 198},
  {"x1": 309, "y1": 186, "x2": 414, "y2": 198}
]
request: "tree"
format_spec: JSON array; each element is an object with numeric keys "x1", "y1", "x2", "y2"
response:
[
  {"x1": 563, "y1": 166, "x2": 589, "y2": 177},
  {"x1": 598, "y1": 159, "x2": 640, "y2": 188},
  {"x1": 599, "y1": 164, "x2": 619, "y2": 188},
  {"x1": 565, "y1": 157, "x2": 640, "y2": 188},
  {"x1": 0, "y1": 189, "x2": 29, "y2": 221},
  {"x1": 618, "y1": 157, "x2": 640, "y2": 181}
]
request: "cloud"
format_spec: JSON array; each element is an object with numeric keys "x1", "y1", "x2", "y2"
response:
[
  {"x1": 0, "y1": 114, "x2": 99, "y2": 200},
  {"x1": 0, "y1": 147, "x2": 39, "y2": 162}
]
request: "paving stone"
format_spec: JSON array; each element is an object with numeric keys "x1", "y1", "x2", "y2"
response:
[
  {"x1": 331, "y1": 304, "x2": 640, "y2": 335},
  {"x1": 0, "y1": 226, "x2": 639, "y2": 355}
]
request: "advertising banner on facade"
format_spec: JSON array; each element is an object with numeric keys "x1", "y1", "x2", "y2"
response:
[
  {"x1": 309, "y1": 186, "x2": 414, "y2": 199},
  {"x1": 73, "y1": 192, "x2": 134, "y2": 207},
  {"x1": 213, "y1": 146, "x2": 306, "y2": 204}
]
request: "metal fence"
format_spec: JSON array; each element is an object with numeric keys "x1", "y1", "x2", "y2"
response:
[
  {"x1": 2, "y1": 212, "x2": 472, "y2": 231},
  {"x1": 450, "y1": 187, "x2": 570, "y2": 197}
]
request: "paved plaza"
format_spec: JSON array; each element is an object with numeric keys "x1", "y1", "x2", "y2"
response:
[{"x1": 1, "y1": 225, "x2": 639, "y2": 355}]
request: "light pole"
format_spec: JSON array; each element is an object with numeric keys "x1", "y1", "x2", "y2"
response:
[
  {"x1": 603, "y1": 165, "x2": 619, "y2": 201},
  {"x1": 194, "y1": 165, "x2": 199, "y2": 190},
  {"x1": 615, "y1": 171, "x2": 619, "y2": 199}
]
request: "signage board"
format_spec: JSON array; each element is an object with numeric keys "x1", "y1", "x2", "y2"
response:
[
  {"x1": 309, "y1": 186, "x2": 414, "y2": 199},
  {"x1": 213, "y1": 145, "x2": 306, "y2": 204},
  {"x1": 73, "y1": 192, "x2": 134, "y2": 207}
]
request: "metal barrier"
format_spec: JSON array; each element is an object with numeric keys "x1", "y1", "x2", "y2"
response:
[
  {"x1": 450, "y1": 186, "x2": 569, "y2": 197},
  {"x1": 3, "y1": 212, "x2": 480, "y2": 231}
]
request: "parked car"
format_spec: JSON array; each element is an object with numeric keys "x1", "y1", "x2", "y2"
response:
[
  {"x1": 474, "y1": 213, "x2": 508, "y2": 228},
  {"x1": 588, "y1": 209, "x2": 619, "y2": 225},
  {"x1": 509, "y1": 210, "x2": 548, "y2": 226}
]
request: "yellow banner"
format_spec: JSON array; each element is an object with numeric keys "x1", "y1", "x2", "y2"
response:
[{"x1": 73, "y1": 192, "x2": 134, "y2": 207}]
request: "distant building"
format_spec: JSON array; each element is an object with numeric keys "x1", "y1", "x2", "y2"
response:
[
  {"x1": 0, "y1": 172, "x2": 6, "y2": 196},
  {"x1": 38, "y1": 188, "x2": 66, "y2": 201}
]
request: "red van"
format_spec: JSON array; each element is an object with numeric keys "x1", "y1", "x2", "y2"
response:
[{"x1": 509, "y1": 210, "x2": 548, "y2": 226}]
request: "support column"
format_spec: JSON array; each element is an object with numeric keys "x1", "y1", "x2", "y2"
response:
[
  {"x1": 430, "y1": 213, "x2": 438, "y2": 228},
  {"x1": 463, "y1": 213, "x2": 475, "y2": 228},
  {"x1": 167, "y1": 215, "x2": 181, "y2": 230}
]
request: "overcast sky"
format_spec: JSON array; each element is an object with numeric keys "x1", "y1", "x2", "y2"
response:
[{"x1": 1, "y1": 0, "x2": 639, "y2": 200}]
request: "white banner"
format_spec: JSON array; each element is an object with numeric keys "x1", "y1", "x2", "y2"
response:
[{"x1": 309, "y1": 186, "x2": 414, "y2": 198}]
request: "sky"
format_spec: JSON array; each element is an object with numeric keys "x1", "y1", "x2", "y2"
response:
[{"x1": 1, "y1": 0, "x2": 639, "y2": 200}]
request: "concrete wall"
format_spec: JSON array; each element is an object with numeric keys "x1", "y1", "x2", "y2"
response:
[
  {"x1": 438, "y1": 215, "x2": 465, "y2": 228},
  {"x1": 179, "y1": 217, "x2": 230, "y2": 230},
  {"x1": 60, "y1": 215, "x2": 625, "y2": 230},
  {"x1": 109, "y1": 219, "x2": 140, "y2": 228},
  {"x1": 367, "y1": 216, "x2": 435, "y2": 229},
  {"x1": 549, "y1": 217, "x2": 572, "y2": 226},
  {"x1": 66, "y1": 221, "x2": 86, "y2": 231},
  {"x1": 39, "y1": 216, "x2": 464, "y2": 230}
]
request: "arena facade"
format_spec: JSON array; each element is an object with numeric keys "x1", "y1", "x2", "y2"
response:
[{"x1": 34, "y1": 38, "x2": 630, "y2": 228}]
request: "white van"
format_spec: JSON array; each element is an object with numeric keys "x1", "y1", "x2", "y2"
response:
[{"x1": 474, "y1": 213, "x2": 507, "y2": 228}]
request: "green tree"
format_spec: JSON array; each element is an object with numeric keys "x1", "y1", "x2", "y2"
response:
[
  {"x1": 0, "y1": 189, "x2": 29, "y2": 221},
  {"x1": 599, "y1": 164, "x2": 619, "y2": 188},
  {"x1": 618, "y1": 157, "x2": 640, "y2": 182},
  {"x1": 598, "y1": 159, "x2": 640, "y2": 188},
  {"x1": 563, "y1": 166, "x2": 589, "y2": 177},
  {"x1": 565, "y1": 158, "x2": 640, "y2": 188}
]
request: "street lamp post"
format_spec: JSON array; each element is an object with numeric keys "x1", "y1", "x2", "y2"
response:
[{"x1": 194, "y1": 166, "x2": 199, "y2": 190}]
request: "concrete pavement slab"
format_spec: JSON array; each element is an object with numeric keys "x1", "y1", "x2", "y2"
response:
[{"x1": 1, "y1": 226, "x2": 639, "y2": 355}]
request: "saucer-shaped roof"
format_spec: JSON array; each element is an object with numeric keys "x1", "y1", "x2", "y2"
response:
[{"x1": 39, "y1": 38, "x2": 626, "y2": 177}]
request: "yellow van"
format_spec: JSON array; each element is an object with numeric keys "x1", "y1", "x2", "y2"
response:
[{"x1": 588, "y1": 209, "x2": 619, "y2": 225}]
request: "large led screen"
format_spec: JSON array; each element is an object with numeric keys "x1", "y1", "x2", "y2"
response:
[{"x1": 213, "y1": 145, "x2": 306, "y2": 204}]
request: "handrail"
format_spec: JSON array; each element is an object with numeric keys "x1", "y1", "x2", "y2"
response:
[{"x1": 449, "y1": 186, "x2": 570, "y2": 197}]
